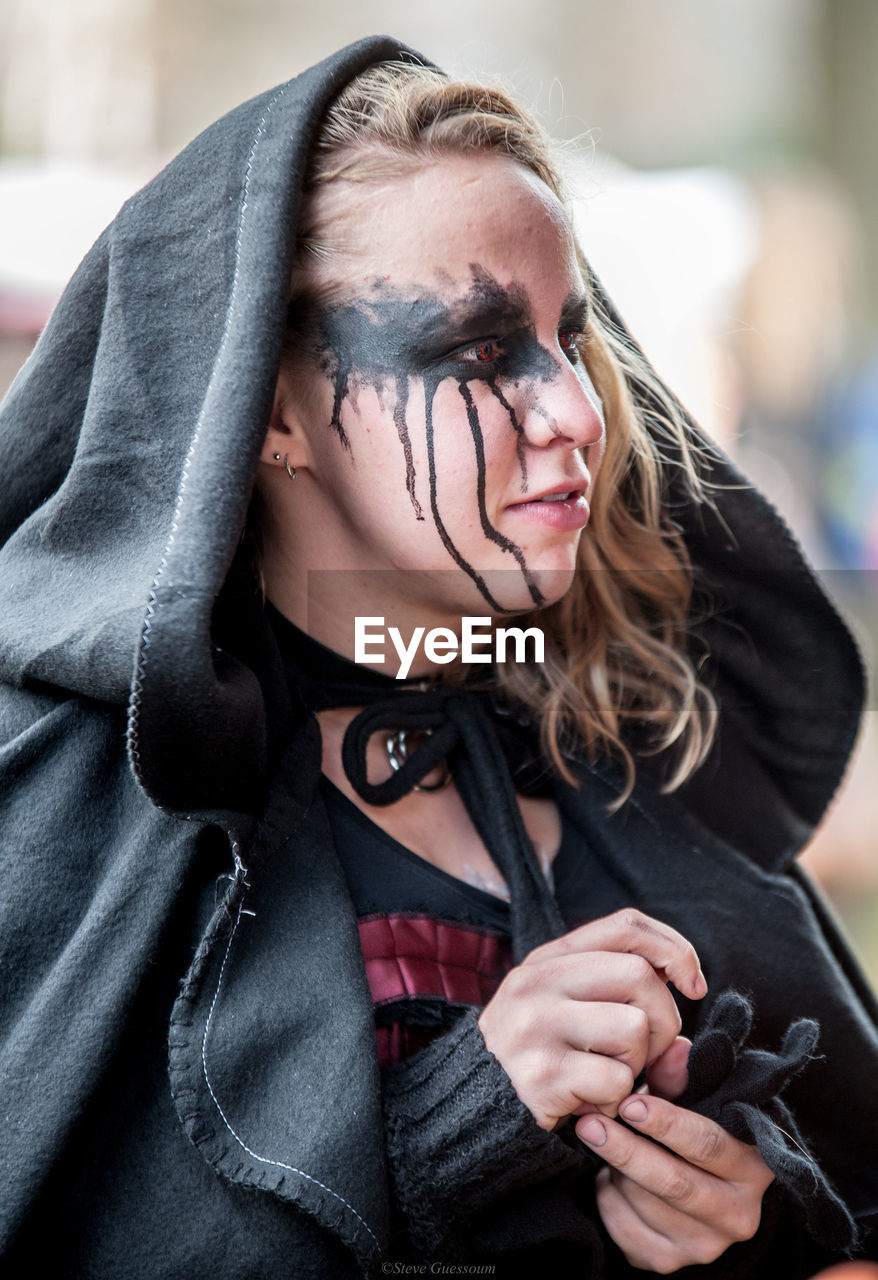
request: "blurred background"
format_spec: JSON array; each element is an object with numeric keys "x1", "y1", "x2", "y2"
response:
[{"x1": 0, "y1": 0, "x2": 876, "y2": 979}]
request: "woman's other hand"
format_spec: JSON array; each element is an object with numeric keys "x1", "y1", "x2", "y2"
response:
[
  {"x1": 577, "y1": 1092, "x2": 775, "y2": 1272},
  {"x1": 477, "y1": 909, "x2": 707, "y2": 1131}
]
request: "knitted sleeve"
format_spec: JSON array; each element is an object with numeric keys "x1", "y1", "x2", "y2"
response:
[
  {"x1": 381, "y1": 993, "x2": 862, "y2": 1274},
  {"x1": 381, "y1": 1009, "x2": 605, "y2": 1263}
]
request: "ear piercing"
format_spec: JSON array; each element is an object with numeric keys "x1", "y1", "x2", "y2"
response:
[{"x1": 272, "y1": 452, "x2": 297, "y2": 480}]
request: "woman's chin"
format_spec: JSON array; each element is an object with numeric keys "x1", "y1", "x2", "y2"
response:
[
  {"x1": 477, "y1": 563, "x2": 576, "y2": 616},
  {"x1": 528, "y1": 564, "x2": 577, "y2": 609},
  {"x1": 352, "y1": 562, "x2": 577, "y2": 622}
]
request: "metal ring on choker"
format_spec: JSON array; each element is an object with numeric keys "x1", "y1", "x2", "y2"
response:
[{"x1": 385, "y1": 729, "x2": 452, "y2": 792}]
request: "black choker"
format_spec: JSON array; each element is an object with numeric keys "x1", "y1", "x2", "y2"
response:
[{"x1": 267, "y1": 603, "x2": 564, "y2": 962}]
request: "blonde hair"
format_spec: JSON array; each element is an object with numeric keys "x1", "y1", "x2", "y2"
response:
[{"x1": 290, "y1": 60, "x2": 718, "y2": 798}]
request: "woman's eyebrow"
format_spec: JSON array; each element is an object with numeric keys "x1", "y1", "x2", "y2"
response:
[
  {"x1": 414, "y1": 290, "x2": 531, "y2": 345},
  {"x1": 559, "y1": 292, "x2": 590, "y2": 330},
  {"x1": 411, "y1": 286, "x2": 589, "y2": 343}
]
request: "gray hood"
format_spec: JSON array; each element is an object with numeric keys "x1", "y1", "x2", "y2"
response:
[
  {"x1": 0, "y1": 35, "x2": 864, "y2": 862},
  {"x1": 0, "y1": 35, "x2": 430, "y2": 815}
]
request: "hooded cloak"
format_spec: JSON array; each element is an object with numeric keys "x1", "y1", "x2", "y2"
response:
[{"x1": 1, "y1": 34, "x2": 876, "y2": 1279}]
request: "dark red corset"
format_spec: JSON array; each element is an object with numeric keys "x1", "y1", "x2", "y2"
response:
[{"x1": 358, "y1": 914, "x2": 514, "y2": 1067}]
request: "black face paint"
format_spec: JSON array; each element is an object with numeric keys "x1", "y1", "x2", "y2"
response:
[
  {"x1": 422, "y1": 368, "x2": 505, "y2": 612},
  {"x1": 289, "y1": 266, "x2": 589, "y2": 611},
  {"x1": 487, "y1": 379, "x2": 528, "y2": 491},
  {"x1": 391, "y1": 372, "x2": 422, "y2": 520},
  {"x1": 457, "y1": 380, "x2": 544, "y2": 607}
]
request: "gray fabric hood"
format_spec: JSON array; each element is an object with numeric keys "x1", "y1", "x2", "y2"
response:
[
  {"x1": 0, "y1": 36, "x2": 429, "y2": 814},
  {"x1": 0, "y1": 35, "x2": 864, "y2": 863}
]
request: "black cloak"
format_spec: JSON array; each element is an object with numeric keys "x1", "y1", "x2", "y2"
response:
[{"x1": 1, "y1": 34, "x2": 876, "y2": 1279}]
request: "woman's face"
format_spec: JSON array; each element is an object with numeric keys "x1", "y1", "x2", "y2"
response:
[{"x1": 267, "y1": 152, "x2": 606, "y2": 630}]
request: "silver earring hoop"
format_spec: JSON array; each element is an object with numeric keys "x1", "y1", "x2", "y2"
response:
[{"x1": 284, "y1": 455, "x2": 297, "y2": 481}]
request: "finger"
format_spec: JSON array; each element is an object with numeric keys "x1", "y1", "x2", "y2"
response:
[
  {"x1": 526, "y1": 908, "x2": 707, "y2": 1002},
  {"x1": 598, "y1": 1167, "x2": 737, "y2": 1270},
  {"x1": 549, "y1": 952, "x2": 683, "y2": 1066},
  {"x1": 577, "y1": 1110, "x2": 713, "y2": 1207},
  {"x1": 555, "y1": 1002, "x2": 650, "y2": 1118},
  {"x1": 501, "y1": 949, "x2": 684, "y2": 1060},
  {"x1": 577, "y1": 1112, "x2": 765, "y2": 1247},
  {"x1": 558, "y1": 998, "x2": 675, "y2": 1100},
  {"x1": 511, "y1": 1044, "x2": 637, "y2": 1129},
  {"x1": 556, "y1": 1049, "x2": 638, "y2": 1120},
  {"x1": 562, "y1": 1000, "x2": 650, "y2": 1069},
  {"x1": 645, "y1": 1036, "x2": 691, "y2": 1100},
  {"x1": 594, "y1": 1166, "x2": 691, "y2": 1274},
  {"x1": 481, "y1": 1001, "x2": 642, "y2": 1127},
  {"x1": 614, "y1": 1095, "x2": 772, "y2": 1184}
]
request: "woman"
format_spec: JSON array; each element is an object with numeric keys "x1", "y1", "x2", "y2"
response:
[{"x1": 0, "y1": 35, "x2": 875, "y2": 1279}]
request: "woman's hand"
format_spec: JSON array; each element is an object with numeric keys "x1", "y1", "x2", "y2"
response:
[
  {"x1": 577, "y1": 1092, "x2": 775, "y2": 1272},
  {"x1": 477, "y1": 909, "x2": 707, "y2": 1131}
]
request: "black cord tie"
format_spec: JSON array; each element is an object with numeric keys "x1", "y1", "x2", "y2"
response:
[
  {"x1": 342, "y1": 688, "x2": 565, "y2": 963},
  {"x1": 268, "y1": 606, "x2": 565, "y2": 964}
]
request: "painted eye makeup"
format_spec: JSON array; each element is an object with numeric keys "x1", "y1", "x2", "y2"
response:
[
  {"x1": 300, "y1": 266, "x2": 591, "y2": 613},
  {"x1": 444, "y1": 327, "x2": 584, "y2": 373},
  {"x1": 558, "y1": 329, "x2": 584, "y2": 363},
  {"x1": 448, "y1": 338, "x2": 504, "y2": 367}
]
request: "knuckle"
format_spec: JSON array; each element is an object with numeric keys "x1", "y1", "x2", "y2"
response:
[
  {"x1": 618, "y1": 908, "x2": 650, "y2": 934},
  {"x1": 521, "y1": 938, "x2": 550, "y2": 964},
  {"x1": 689, "y1": 1235, "x2": 726, "y2": 1266},
  {"x1": 607, "y1": 1138, "x2": 638, "y2": 1177},
  {"x1": 519, "y1": 1008, "x2": 558, "y2": 1054},
  {"x1": 537, "y1": 954, "x2": 568, "y2": 987},
  {"x1": 518, "y1": 1047, "x2": 564, "y2": 1099},
  {"x1": 653, "y1": 1254, "x2": 684, "y2": 1276},
  {"x1": 556, "y1": 1042, "x2": 585, "y2": 1086},
  {"x1": 551, "y1": 929, "x2": 582, "y2": 956},
  {"x1": 591, "y1": 1063, "x2": 635, "y2": 1115},
  {"x1": 692, "y1": 1121, "x2": 725, "y2": 1166},
  {"x1": 645, "y1": 1238, "x2": 688, "y2": 1274},
  {"x1": 625, "y1": 1003, "x2": 650, "y2": 1043},
  {"x1": 617, "y1": 1008, "x2": 650, "y2": 1073},
  {"x1": 626, "y1": 953, "x2": 654, "y2": 986},
  {"x1": 727, "y1": 1201, "x2": 762, "y2": 1244},
  {"x1": 643, "y1": 1102, "x2": 675, "y2": 1144},
  {"x1": 651, "y1": 989, "x2": 683, "y2": 1041},
  {"x1": 653, "y1": 1000, "x2": 683, "y2": 1050},
  {"x1": 610, "y1": 1059, "x2": 636, "y2": 1101},
  {"x1": 661, "y1": 1170, "x2": 695, "y2": 1208},
  {"x1": 502, "y1": 962, "x2": 546, "y2": 1001}
]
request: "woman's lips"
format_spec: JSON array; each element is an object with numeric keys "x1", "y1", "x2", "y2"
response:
[{"x1": 506, "y1": 489, "x2": 591, "y2": 530}]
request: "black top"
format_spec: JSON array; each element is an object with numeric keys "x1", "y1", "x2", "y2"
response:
[
  {"x1": 322, "y1": 774, "x2": 618, "y2": 939},
  {"x1": 323, "y1": 776, "x2": 513, "y2": 929}
]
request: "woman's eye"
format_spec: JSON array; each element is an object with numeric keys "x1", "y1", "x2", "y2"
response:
[
  {"x1": 457, "y1": 339, "x2": 503, "y2": 364},
  {"x1": 559, "y1": 329, "x2": 583, "y2": 362}
]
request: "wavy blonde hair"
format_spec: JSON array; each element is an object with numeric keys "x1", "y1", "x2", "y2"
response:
[{"x1": 290, "y1": 60, "x2": 718, "y2": 798}]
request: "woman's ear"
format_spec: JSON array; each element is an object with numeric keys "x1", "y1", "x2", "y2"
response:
[{"x1": 259, "y1": 367, "x2": 312, "y2": 470}]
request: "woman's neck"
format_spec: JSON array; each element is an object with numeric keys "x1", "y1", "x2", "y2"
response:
[{"x1": 265, "y1": 588, "x2": 490, "y2": 680}]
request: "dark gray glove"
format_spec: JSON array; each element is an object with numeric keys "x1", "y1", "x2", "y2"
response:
[{"x1": 680, "y1": 990, "x2": 858, "y2": 1255}]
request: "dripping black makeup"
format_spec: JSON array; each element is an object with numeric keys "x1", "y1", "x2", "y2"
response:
[
  {"x1": 292, "y1": 268, "x2": 589, "y2": 384},
  {"x1": 286, "y1": 265, "x2": 596, "y2": 613}
]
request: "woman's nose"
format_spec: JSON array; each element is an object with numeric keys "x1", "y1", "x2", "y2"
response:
[{"x1": 519, "y1": 357, "x2": 605, "y2": 451}]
